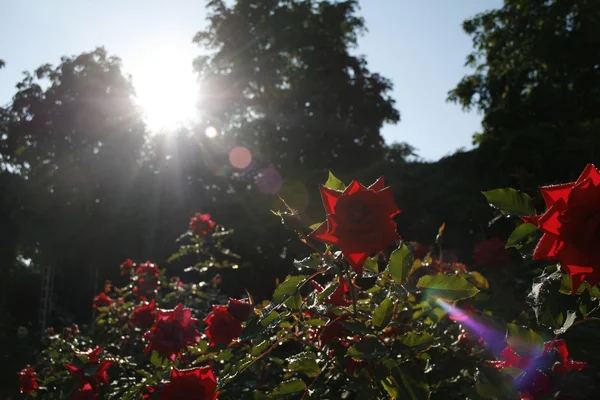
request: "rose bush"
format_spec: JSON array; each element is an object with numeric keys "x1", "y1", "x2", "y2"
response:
[{"x1": 15, "y1": 170, "x2": 600, "y2": 399}]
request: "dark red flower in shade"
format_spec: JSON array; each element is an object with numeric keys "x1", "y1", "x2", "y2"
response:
[
  {"x1": 131, "y1": 300, "x2": 157, "y2": 329},
  {"x1": 69, "y1": 383, "x2": 98, "y2": 400},
  {"x1": 473, "y1": 237, "x2": 511, "y2": 268},
  {"x1": 226, "y1": 298, "x2": 253, "y2": 321},
  {"x1": 318, "y1": 316, "x2": 349, "y2": 347},
  {"x1": 136, "y1": 261, "x2": 160, "y2": 277},
  {"x1": 17, "y1": 365, "x2": 39, "y2": 395},
  {"x1": 134, "y1": 261, "x2": 160, "y2": 300},
  {"x1": 64, "y1": 346, "x2": 113, "y2": 390},
  {"x1": 204, "y1": 306, "x2": 243, "y2": 347},
  {"x1": 487, "y1": 340, "x2": 585, "y2": 399},
  {"x1": 153, "y1": 366, "x2": 218, "y2": 400},
  {"x1": 311, "y1": 277, "x2": 353, "y2": 307},
  {"x1": 524, "y1": 164, "x2": 600, "y2": 292},
  {"x1": 144, "y1": 304, "x2": 201, "y2": 361},
  {"x1": 410, "y1": 242, "x2": 433, "y2": 260},
  {"x1": 120, "y1": 259, "x2": 135, "y2": 276},
  {"x1": 93, "y1": 292, "x2": 113, "y2": 310},
  {"x1": 189, "y1": 213, "x2": 216, "y2": 236},
  {"x1": 309, "y1": 177, "x2": 401, "y2": 274}
]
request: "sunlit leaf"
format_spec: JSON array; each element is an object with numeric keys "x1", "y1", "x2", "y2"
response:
[
  {"x1": 481, "y1": 188, "x2": 535, "y2": 216},
  {"x1": 416, "y1": 273, "x2": 479, "y2": 301},
  {"x1": 388, "y1": 244, "x2": 413, "y2": 285},
  {"x1": 270, "y1": 379, "x2": 307, "y2": 396},
  {"x1": 324, "y1": 171, "x2": 346, "y2": 191},
  {"x1": 506, "y1": 222, "x2": 538, "y2": 248},
  {"x1": 372, "y1": 296, "x2": 394, "y2": 330},
  {"x1": 507, "y1": 323, "x2": 543, "y2": 357}
]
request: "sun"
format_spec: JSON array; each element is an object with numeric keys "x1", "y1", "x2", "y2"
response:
[{"x1": 131, "y1": 44, "x2": 198, "y2": 134}]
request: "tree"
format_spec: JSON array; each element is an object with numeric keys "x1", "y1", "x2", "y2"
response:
[
  {"x1": 447, "y1": 0, "x2": 600, "y2": 187},
  {"x1": 449, "y1": 0, "x2": 600, "y2": 141},
  {"x1": 193, "y1": 0, "x2": 399, "y2": 179},
  {"x1": 1, "y1": 48, "x2": 148, "y2": 323}
]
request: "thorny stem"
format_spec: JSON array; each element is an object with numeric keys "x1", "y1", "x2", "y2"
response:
[{"x1": 346, "y1": 267, "x2": 358, "y2": 316}]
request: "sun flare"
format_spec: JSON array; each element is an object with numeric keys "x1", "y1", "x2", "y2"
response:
[{"x1": 131, "y1": 44, "x2": 198, "y2": 134}]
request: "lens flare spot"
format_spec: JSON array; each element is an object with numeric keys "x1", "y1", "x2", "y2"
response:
[
  {"x1": 256, "y1": 168, "x2": 283, "y2": 195},
  {"x1": 229, "y1": 147, "x2": 252, "y2": 169},
  {"x1": 205, "y1": 126, "x2": 218, "y2": 138}
]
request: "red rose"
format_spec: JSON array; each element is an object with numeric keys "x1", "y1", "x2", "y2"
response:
[
  {"x1": 120, "y1": 259, "x2": 135, "y2": 276},
  {"x1": 69, "y1": 383, "x2": 98, "y2": 400},
  {"x1": 144, "y1": 304, "x2": 201, "y2": 361},
  {"x1": 131, "y1": 300, "x2": 157, "y2": 329},
  {"x1": 134, "y1": 261, "x2": 160, "y2": 299},
  {"x1": 17, "y1": 365, "x2": 39, "y2": 395},
  {"x1": 487, "y1": 340, "x2": 585, "y2": 398},
  {"x1": 64, "y1": 346, "x2": 113, "y2": 390},
  {"x1": 473, "y1": 237, "x2": 511, "y2": 268},
  {"x1": 93, "y1": 292, "x2": 113, "y2": 310},
  {"x1": 189, "y1": 213, "x2": 216, "y2": 236},
  {"x1": 525, "y1": 164, "x2": 600, "y2": 292},
  {"x1": 318, "y1": 316, "x2": 349, "y2": 347},
  {"x1": 204, "y1": 305, "x2": 243, "y2": 347},
  {"x1": 155, "y1": 366, "x2": 218, "y2": 400},
  {"x1": 309, "y1": 177, "x2": 401, "y2": 273},
  {"x1": 136, "y1": 261, "x2": 160, "y2": 277},
  {"x1": 226, "y1": 298, "x2": 253, "y2": 321}
]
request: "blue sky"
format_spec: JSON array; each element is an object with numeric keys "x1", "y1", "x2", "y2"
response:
[{"x1": 0, "y1": 0, "x2": 502, "y2": 161}]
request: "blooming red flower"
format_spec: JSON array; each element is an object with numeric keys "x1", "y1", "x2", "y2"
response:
[
  {"x1": 134, "y1": 261, "x2": 160, "y2": 299},
  {"x1": 17, "y1": 365, "x2": 39, "y2": 395},
  {"x1": 204, "y1": 305, "x2": 243, "y2": 347},
  {"x1": 64, "y1": 346, "x2": 113, "y2": 390},
  {"x1": 144, "y1": 304, "x2": 201, "y2": 361},
  {"x1": 524, "y1": 164, "x2": 600, "y2": 292},
  {"x1": 189, "y1": 213, "x2": 216, "y2": 236},
  {"x1": 226, "y1": 298, "x2": 253, "y2": 321},
  {"x1": 120, "y1": 259, "x2": 135, "y2": 276},
  {"x1": 487, "y1": 340, "x2": 585, "y2": 399},
  {"x1": 131, "y1": 300, "x2": 157, "y2": 329},
  {"x1": 93, "y1": 292, "x2": 113, "y2": 310},
  {"x1": 136, "y1": 261, "x2": 160, "y2": 277},
  {"x1": 473, "y1": 237, "x2": 511, "y2": 268},
  {"x1": 154, "y1": 366, "x2": 218, "y2": 400},
  {"x1": 309, "y1": 177, "x2": 401, "y2": 274}
]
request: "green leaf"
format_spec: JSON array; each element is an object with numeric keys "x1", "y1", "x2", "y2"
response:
[
  {"x1": 481, "y1": 188, "x2": 535, "y2": 216},
  {"x1": 273, "y1": 275, "x2": 308, "y2": 303},
  {"x1": 150, "y1": 351, "x2": 168, "y2": 367},
  {"x1": 416, "y1": 273, "x2": 480, "y2": 301},
  {"x1": 507, "y1": 323, "x2": 543, "y2": 357},
  {"x1": 251, "y1": 340, "x2": 271, "y2": 356},
  {"x1": 271, "y1": 379, "x2": 307, "y2": 396},
  {"x1": 308, "y1": 222, "x2": 322, "y2": 231},
  {"x1": 254, "y1": 392, "x2": 270, "y2": 400},
  {"x1": 287, "y1": 351, "x2": 320, "y2": 377},
  {"x1": 393, "y1": 362, "x2": 430, "y2": 400},
  {"x1": 399, "y1": 331, "x2": 434, "y2": 348},
  {"x1": 305, "y1": 318, "x2": 327, "y2": 327},
  {"x1": 284, "y1": 292, "x2": 303, "y2": 310},
  {"x1": 340, "y1": 320, "x2": 370, "y2": 334},
  {"x1": 506, "y1": 222, "x2": 539, "y2": 248},
  {"x1": 347, "y1": 337, "x2": 388, "y2": 360},
  {"x1": 388, "y1": 244, "x2": 413, "y2": 284},
  {"x1": 363, "y1": 257, "x2": 379, "y2": 274},
  {"x1": 324, "y1": 171, "x2": 346, "y2": 191},
  {"x1": 372, "y1": 296, "x2": 394, "y2": 330}
]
